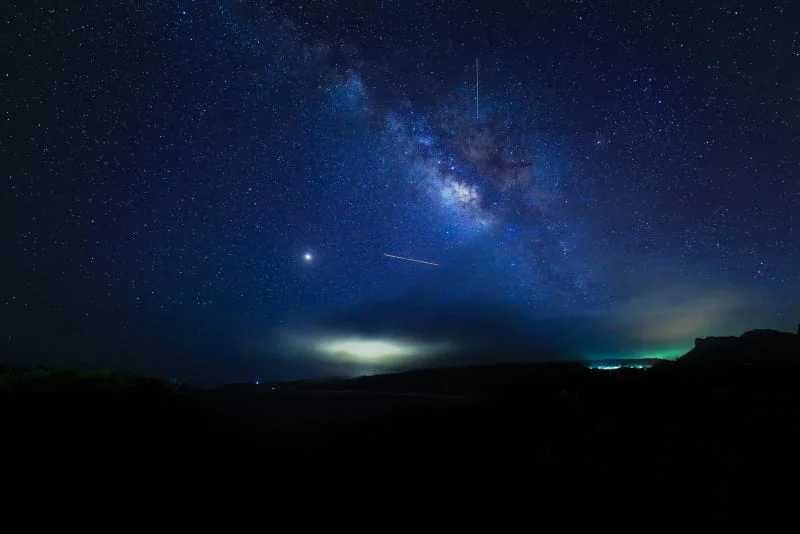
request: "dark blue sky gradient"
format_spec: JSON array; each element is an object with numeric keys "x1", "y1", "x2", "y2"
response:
[{"x1": 3, "y1": 1, "x2": 798, "y2": 384}]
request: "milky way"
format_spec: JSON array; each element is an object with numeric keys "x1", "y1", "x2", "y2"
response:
[
  {"x1": 307, "y1": 26, "x2": 598, "y2": 308},
  {"x1": 3, "y1": 1, "x2": 798, "y2": 383}
]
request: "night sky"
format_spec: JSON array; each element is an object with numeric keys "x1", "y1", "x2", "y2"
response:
[{"x1": 3, "y1": 1, "x2": 799, "y2": 384}]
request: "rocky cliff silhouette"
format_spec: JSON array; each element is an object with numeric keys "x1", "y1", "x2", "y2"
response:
[{"x1": 679, "y1": 325, "x2": 800, "y2": 365}]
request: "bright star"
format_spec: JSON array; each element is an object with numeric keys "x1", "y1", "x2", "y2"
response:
[{"x1": 304, "y1": 253, "x2": 312, "y2": 261}]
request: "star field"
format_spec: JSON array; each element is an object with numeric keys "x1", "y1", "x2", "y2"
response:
[{"x1": 2, "y1": 1, "x2": 798, "y2": 383}]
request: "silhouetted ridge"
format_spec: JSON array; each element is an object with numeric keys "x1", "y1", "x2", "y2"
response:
[{"x1": 680, "y1": 328, "x2": 800, "y2": 366}]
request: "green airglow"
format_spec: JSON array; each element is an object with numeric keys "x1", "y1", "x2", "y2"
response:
[{"x1": 585, "y1": 346, "x2": 690, "y2": 362}]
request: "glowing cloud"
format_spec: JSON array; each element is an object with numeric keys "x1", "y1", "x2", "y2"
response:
[
  {"x1": 282, "y1": 334, "x2": 453, "y2": 368},
  {"x1": 275, "y1": 327, "x2": 455, "y2": 370},
  {"x1": 609, "y1": 288, "x2": 751, "y2": 343},
  {"x1": 312, "y1": 335, "x2": 454, "y2": 365},
  {"x1": 321, "y1": 338, "x2": 413, "y2": 360}
]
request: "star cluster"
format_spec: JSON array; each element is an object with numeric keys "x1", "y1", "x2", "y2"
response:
[{"x1": 2, "y1": 1, "x2": 798, "y2": 383}]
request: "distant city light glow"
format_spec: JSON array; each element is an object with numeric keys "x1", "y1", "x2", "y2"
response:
[{"x1": 586, "y1": 363, "x2": 653, "y2": 371}]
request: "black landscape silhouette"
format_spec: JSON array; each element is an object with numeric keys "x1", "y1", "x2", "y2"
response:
[{"x1": 3, "y1": 324, "x2": 799, "y2": 524}]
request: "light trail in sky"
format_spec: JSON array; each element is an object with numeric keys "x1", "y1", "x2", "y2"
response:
[{"x1": 383, "y1": 253, "x2": 440, "y2": 266}]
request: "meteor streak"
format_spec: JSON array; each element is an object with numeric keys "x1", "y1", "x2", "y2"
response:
[{"x1": 383, "y1": 253, "x2": 440, "y2": 266}]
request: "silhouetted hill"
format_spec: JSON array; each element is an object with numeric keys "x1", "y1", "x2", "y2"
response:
[
  {"x1": 0, "y1": 365, "x2": 177, "y2": 392},
  {"x1": 290, "y1": 362, "x2": 596, "y2": 395},
  {"x1": 4, "y1": 343, "x2": 800, "y2": 525},
  {"x1": 679, "y1": 328, "x2": 800, "y2": 366}
]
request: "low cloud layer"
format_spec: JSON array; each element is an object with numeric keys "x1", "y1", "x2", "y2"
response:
[{"x1": 271, "y1": 278, "x2": 794, "y2": 376}]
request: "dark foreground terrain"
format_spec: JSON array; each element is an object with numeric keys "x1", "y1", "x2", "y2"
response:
[{"x1": 2, "y1": 329, "x2": 800, "y2": 525}]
